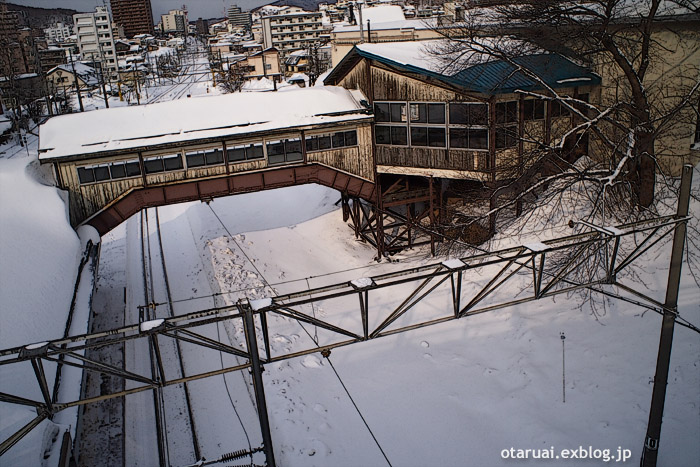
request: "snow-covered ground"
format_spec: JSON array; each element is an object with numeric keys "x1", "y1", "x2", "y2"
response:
[{"x1": 87, "y1": 176, "x2": 699, "y2": 466}]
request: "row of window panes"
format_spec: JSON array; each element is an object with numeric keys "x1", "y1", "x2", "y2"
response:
[
  {"x1": 267, "y1": 138, "x2": 303, "y2": 164},
  {"x1": 77, "y1": 129, "x2": 362, "y2": 184},
  {"x1": 77, "y1": 158, "x2": 141, "y2": 184},
  {"x1": 305, "y1": 130, "x2": 357, "y2": 152},
  {"x1": 375, "y1": 126, "x2": 491, "y2": 149},
  {"x1": 378, "y1": 100, "x2": 574, "y2": 125}
]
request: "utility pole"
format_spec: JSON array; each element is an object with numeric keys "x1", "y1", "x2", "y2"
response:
[
  {"x1": 240, "y1": 300, "x2": 276, "y2": 467},
  {"x1": 640, "y1": 164, "x2": 693, "y2": 467},
  {"x1": 69, "y1": 50, "x2": 84, "y2": 112}
]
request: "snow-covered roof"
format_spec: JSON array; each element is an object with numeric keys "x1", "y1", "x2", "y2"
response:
[
  {"x1": 360, "y1": 5, "x2": 406, "y2": 23},
  {"x1": 38, "y1": 86, "x2": 371, "y2": 161},
  {"x1": 333, "y1": 17, "x2": 434, "y2": 33}
]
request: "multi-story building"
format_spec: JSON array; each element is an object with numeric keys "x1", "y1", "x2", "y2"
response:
[
  {"x1": 261, "y1": 8, "x2": 324, "y2": 59},
  {"x1": 0, "y1": 4, "x2": 28, "y2": 76},
  {"x1": 44, "y1": 22, "x2": 73, "y2": 45},
  {"x1": 109, "y1": 0, "x2": 155, "y2": 38},
  {"x1": 196, "y1": 18, "x2": 209, "y2": 36},
  {"x1": 73, "y1": 7, "x2": 118, "y2": 78},
  {"x1": 229, "y1": 5, "x2": 253, "y2": 32},
  {"x1": 161, "y1": 9, "x2": 188, "y2": 35}
]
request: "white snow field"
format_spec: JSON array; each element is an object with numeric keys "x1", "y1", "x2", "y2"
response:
[{"x1": 1, "y1": 130, "x2": 698, "y2": 467}]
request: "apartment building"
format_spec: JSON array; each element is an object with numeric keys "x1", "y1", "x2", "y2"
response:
[
  {"x1": 261, "y1": 8, "x2": 325, "y2": 59},
  {"x1": 228, "y1": 5, "x2": 253, "y2": 32},
  {"x1": 110, "y1": 0, "x2": 155, "y2": 38},
  {"x1": 161, "y1": 9, "x2": 188, "y2": 34},
  {"x1": 73, "y1": 7, "x2": 118, "y2": 77},
  {"x1": 44, "y1": 22, "x2": 73, "y2": 45}
]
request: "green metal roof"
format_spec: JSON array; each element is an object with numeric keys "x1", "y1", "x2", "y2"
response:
[{"x1": 326, "y1": 45, "x2": 601, "y2": 95}]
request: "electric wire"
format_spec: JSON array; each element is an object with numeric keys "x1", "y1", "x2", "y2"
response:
[
  {"x1": 141, "y1": 209, "x2": 169, "y2": 467},
  {"x1": 154, "y1": 207, "x2": 202, "y2": 461},
  {"x1": 208, "y1": 203, "x2": 393, "y2": 467}
]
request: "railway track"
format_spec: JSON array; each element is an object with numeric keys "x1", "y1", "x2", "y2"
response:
[{"x1": 135, "y1": 208, "x2": 200, "y2": 465}]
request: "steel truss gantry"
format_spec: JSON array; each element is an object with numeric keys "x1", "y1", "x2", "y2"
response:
[{"x1": 0, "y1": 167, "x2": 693, "y2": 467}]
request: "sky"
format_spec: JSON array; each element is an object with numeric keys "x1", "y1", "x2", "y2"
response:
[{"x1": 10, "y1": 0, "x2": 274, "y2": 20}]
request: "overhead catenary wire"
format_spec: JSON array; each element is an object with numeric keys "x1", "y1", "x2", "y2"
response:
[{"x1": 208, "y1": 203, "x2": 394, "y2": 467}]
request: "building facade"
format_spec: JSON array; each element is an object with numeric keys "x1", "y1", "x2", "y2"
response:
[
  {"x1": 44, "y1": 22, "x2": 73, "y2": 45},
  {"x1": 109, "y1": 0, "x2": 155, "y2": 38},
  {"x1": 161, "y1": 9, "x2": 188, "y2": 35},
  {"x1": 73, "y1": 7, "x2": 118, "y2": 77},
  {"x1": 228, "y1": 5, "x2": 252, "y2": 32},
  {"x1": 261, "y1": 9, "x2": 324, "y2": 59}
]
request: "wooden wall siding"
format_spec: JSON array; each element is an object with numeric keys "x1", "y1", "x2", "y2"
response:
[
  {"x1": 371, "y1": 66, "x2": 461, "y2": 102},
  {"x1": 75, "y1": 178, "x2": 143, "y2": 226},
  {"x1": 337, "y1": 58, "x2": 372, "y2": 100},
  {"x1": 551, "y1": 116, "x2": 572, "y2": 143},
  {"x1": 376, "y1": 146, "x2": 491, "y2": 173},
  {"x1": 306, "y1": 125, "x2": 374, "y2": 181}
]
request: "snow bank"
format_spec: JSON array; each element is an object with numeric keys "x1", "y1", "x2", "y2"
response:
[
  {"x1": 0, "y1": 157, "x2": 80, "y2": 347},
  {"x1": 0, "y1": 154, "x2": 84, "y2": 465}
]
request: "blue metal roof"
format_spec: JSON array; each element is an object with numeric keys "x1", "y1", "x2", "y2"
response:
[{"x1": 448, "y1": 54, "x2": 601, "y2": 94}]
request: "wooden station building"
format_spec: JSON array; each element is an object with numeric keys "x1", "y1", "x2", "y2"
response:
[{"x1": 39, "y1": 40, "x2": 601, "y2": 255}]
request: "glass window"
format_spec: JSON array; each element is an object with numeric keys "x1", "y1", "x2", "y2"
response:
[
  {"x1": 410, "y1": 103, "x2": 427, "y2": 123},
  {"x1": 469, "y1": 129, "x2": 488, "y2": 149},
  {"x1": 267, "y1": 140, "x2": 285, "y2": 164},
  {"x1": 186, "y1": 152, "x2": 205, "y2": 167},
  {"x1": 205, "y1": 149, "x2": 223, "y2": 165},
  {"x1": 428, "y1": 127, "x2": 446, "y2": 147},
  {"x1": 110, "y1": 163, "x2": 126, "y2": 179},
  {"x1": 306, "y1": 137, "x2": 318, "y2": 152},
  {"x1": 163, "y1": 154, "x2": 183, "y2": 171},
  {"x1": 496, "y1": 126, "x2": 518, "y2": 149},
  {"x1": 248, "y1": 144, "x2": 264, "y2": 159},
  {"x1": 345, "y1": 130, "x2": 357, "y2": 146},
  {"x1": 227, "y1": 146, "x2": 246, "y2": 162},
  {"x1": 285, "y1": 139, "x2": 303, "y2": 161},
  {"x1": 93, "y1": 166, "x2": 110, "y2": 181},
  {"x1": 375, "y1": 125, "x2": 391, "y2": 145},
  {"x1": 551, "y1": 100, "x2": 570, "y2": 117},
  {"x1": 449, "y1": 103, "x2": 468, "y2": 124},
  {"x1": 411, "y1": 127, "x2": 428, "y2": 146},
  {"x1": 390, "y1": 103, "x2": 406, "y2": 122},
  {"x1": 496, "y1": 101, "x2": 518, "y2": 124},
  {"x1": 449, "y1": 128, "x2": 468, "y2": 149},
  {"x1": 77, "y1": 167, "x2": 95, "y2": 184},
  {"x1": 375, "y1": 103, "x2": 390, "y2": 122},
  {"x1": 391, "y1": 126, "x2": 408, "y2": 145},
  {"x1": 318, "y1": 135, "x2": 332, "y2": 150},
  {"x1": 332, "y1": 131, "x2": 345, "y2": 148},
  {"x1": 126, "y1": 161, "x2": 141, "y2": 177},
  {"x1": 449, "y1": 103, "x2": 488, "y2": 125},
  {"x1": 144, "y1": 158, "x2": 164, "y2": 174},
  {"x1": 523, "y1": 99, "x2": 545, "y2": 121},
  {"x1": 428, "y1": 104, "x2": 445, "y2": 124}
]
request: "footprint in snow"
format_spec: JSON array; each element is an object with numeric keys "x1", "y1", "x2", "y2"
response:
[
  {"x1": 301, "y1": 355, "x2": 323, "y2": 368},
  {"x1": 420, "y1": 340, "x2": 429, "y2": 348}
]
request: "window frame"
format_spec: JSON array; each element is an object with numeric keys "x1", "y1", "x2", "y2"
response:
[
  {"x1": 447, "y1": 101, "x2": 489, "y2": 151},
  {"x1": 76, "y1": 157, "x2": 142, "y2": 185},
  {"x1": 305, "y1": 129, "x2": 358, "y2": 152},
  {"x1": 185, "y1": 147, "x2": 225, "y2": 169}
]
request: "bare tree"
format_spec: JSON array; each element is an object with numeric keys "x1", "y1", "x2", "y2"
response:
[
  {"x1": 216, "y1": 61, "x2": 246, "y2": 93},
  {"x1": 306, "y1": 41, "x2": 330, "y2": 86},
  {"x1": 430, "y1": 0, "x2": 700, "y2": 228}
]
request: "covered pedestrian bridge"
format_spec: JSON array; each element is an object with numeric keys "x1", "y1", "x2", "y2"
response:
[{"x1": 38, "y1": 87, "x2": 377, "y2": 235}]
